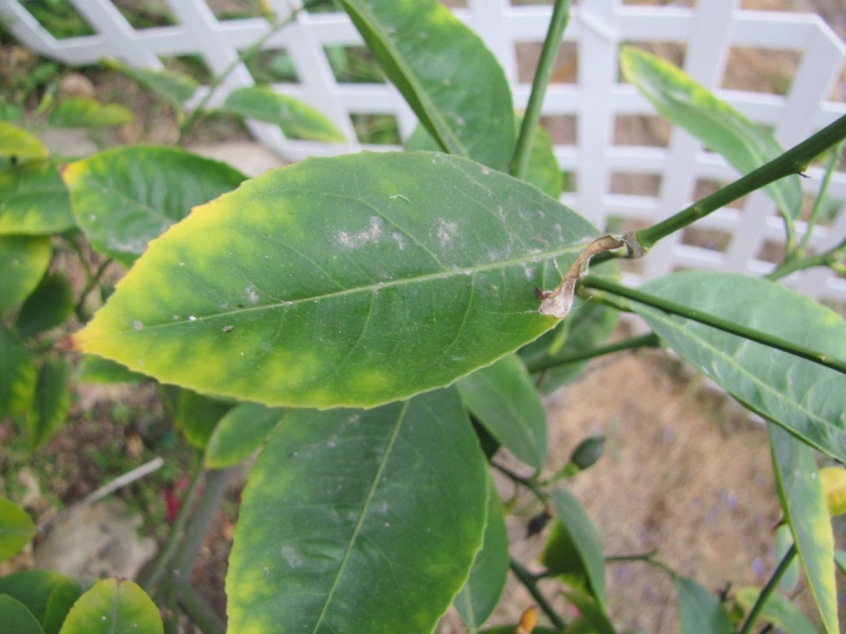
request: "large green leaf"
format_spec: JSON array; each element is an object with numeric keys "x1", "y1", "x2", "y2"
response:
[
  {"x1": 58, "y1": 578, "x2": 162, "y2": 634},
  {"x1": 620, "y1": 47, "x2": 802, "y2": 226},
  {"x1": 221, "y1": 87, "x2": 345, "y2": 143},
  {"x1": 457, "y1": 353, "x2": 547, "y2": 469},
  {"x1": 0, "y1": 324, "x2": 37, "y2": 418},
  {"x1": 102, "y1": 59, "x2": 197, "y2": 109},
  {"x1": 204, "y1": 401, "x2": 286, "y2": 468},
  {"x1": 339, "y1": 0, "x2": 514, "y2": 170},
  {"x1": 0, "y1": 497, "x2": 36, "y2": 561},
  {"x1": 634, "y1": 271, "x2": 846, "y2": 462},
  {"x1": 226, "y1": 388, "x2": 488, "y2": 632},
  {"x1": 0, "y1": 236, "x2": 51, "y2": 312},
  {"x1": 48, "y1": 98, "x2": 133, "y2": 128},
  {"x1": 28, "y1": 359, "x2": 72, "y2": 452},
  {"x1": 675, "y1": 576, "x2": 733, "y2": 634},
  {"x1": 0, "y1": 159, "x2": 76, "y2": 235},
  {"x1": 0, "y1": 594, "x2": 42, "y2": 634},
  {"x1": 0, "y1": 121, "x2": 48, "y2": 162},
  {"x1": 72, "y1": 152, "x2": 599, "y2": 409},
  {"x1": 61, "y1": 146, "x2": 246, "y2": 266},
  {"x1": 734, "y1": 586, "x2": 819, "y2": 633},
  {"x1": 15, "y1": 273, "x2": 74, "y2": 339},
  {"x1": 769, "y1": 426, "x2": 837, "y2": 634},
  {"x1": 0, "y1": 569, "x2": 73, "y2": 624}
]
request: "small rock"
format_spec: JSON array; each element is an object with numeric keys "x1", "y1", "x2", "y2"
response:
[{"x1": 59, "y1": 73, "x2": 95, "y2": 98}]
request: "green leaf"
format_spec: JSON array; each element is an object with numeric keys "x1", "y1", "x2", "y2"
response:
[
  {"x1": 0, "y1": 121, "x2": 49, "y2": 162},
  {"x1": 675, "y1": 576, "x2": 733, "y2": 634},
  {"x1": 221, "y1": 87, "x2": 345, "y2": 143},
  {"x1": 48, "y1": 98, "x2": 133, "y2": 128},
  {"x1": 62, "y1": 145, "x2": 246, "y2": 266},
  {"x1": 58, "y1": 578, "x2": 162, "y2": 634},
  {"x1": 734, "y1": 586, "x2": 820, "y2": 633},
  {"x1": 454, "y1": 479, "x2": 509, "y2": 629},
  {"x1": 544, "y1": 488, "x2": 606, "y2": 608},
  {"x1": 226, "y1": 388, "x2": 488, "y2": 633},
  {"x1": 457, "y1": 353, "x2": 547, "y2": 468},
  {"x1": 769, "y1": 425, "x2": 837, "y2": 634},
  {"x1": 175, "y1": 389, "x2": 232, "y2": 449},
  {"x1": 481, "y1": 628, "x2": 557, "y2": 634},
  {"x1": 15, "y1": 274, "x2": 74, "y2": 339},
  {"x1": 72, "y1": 151, "x2": 598, "y2": 409},
  {"x1": 0, "y1": 324, "x2": 37, "y2": 418},
  {"x1": 775, "y1": 522, "x2": 800, "y2": 592},
  {"x1": 619, "y1": 47, "x2": 802, "y2": 226},
  {"x1": 0, "y1": 594, "x2": 43, "y2": 634},
  {"x1": 835, "y1": 549, "x2": 846, "y2": 575},
  {"x1": 204, "y1": 401, "x2": 286, "y2": 468},
  {"x1": 0, "y1": 159, "x2": 76, "y2": 235},
  {"x1": 0, "y1": 569, "x2": 73, "y2": 624},
  {"x1": 339, "y1": 0, "x2": 514, "y2": 170},
  {"x1": 43, "y1": 580, "x2": 83, "y2": 634},
  {"x1": 0, "y1": 236, "x2": 51, "y2": 312},
  {"x1": 563, "y1": 589, "x2": 616, "y2": 634},
  {"x1": 102, "y1": 59, "x2": 197, "y2": 109},
  {"x1": 0, "y1": 497, "x2": 36, "y2": 561},
  {"x1": 28, "y1": 359, "x2": 72, "y2": 452},
  {"x1": 77, "y1": 355, "x2": 145, "y2": 384},
  {"x1": 634, "y1": 271, "x2": 846, "y2": 462}
]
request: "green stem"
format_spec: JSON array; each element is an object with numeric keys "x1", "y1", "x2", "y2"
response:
[
  {"x1": 509, "y1": 557, "x2": 566, "y2": 630},
  {"x1": 581, "y1": 275, "x2": 846, "y2": 375},
  {"x1": 766, "y1": 236, "x2": 846, "y2": 280},
  {"x1": 632, "y1": 113, "x2": 846, "y2": 253},
  {"x1": 177, "y1": 581, "x2": 226, "y2": 634},
  {"x1": 738, "y1": 544, "x2": 797, "y2": 634},
  {"x1": 526, "y1": 332, "x2": 661, "y2": 374},
  {"x1": 74, "y1": 257, "x2": 113, "y2": 319},
  {"x1": 797, "y1": 141, "x2": 843, "y2": 256},
  {"x1": 510, "y1": 0, "x2": 571, "y2": 180},
  {"x1": 491, "y1": 461, "x2": 547, "y2": 503}
]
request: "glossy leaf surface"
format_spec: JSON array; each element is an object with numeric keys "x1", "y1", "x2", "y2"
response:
[
  {"x1": 204, "y1": 402, "x2": 286, "y2": 468},
  {"x1": 0, "y1": 159, "x2": 75, "y2": 235},
  {"x1": 28, "y1": 359, "x2": 72, "y2": 452},
  {"x1": 0, "y1": 594, "x2": 42, "y2": 634},
  {"x1": 770, "y1": 425, "x2": 837, "y2": 634},
  {"x1": 0, "y1": 497, "x2": 36, "y2": 561},
  {"x1": 0, "y1": 324, "x2": 37, "y2": 418},
  {"x1": 0, "y1": 569, "x2": 73, "y2": 623},
  {"x1": 226, "y1": 389, "x2": 488, "y2": 633},
  {"x1": 62, "y1": 146, "x2": 245, "y2": 266},
  {"x1": 634, "y1": 271, "x2": 846, "y2": 462},
  {"x1": 620, "y1": 47, "x2": 801, "y2": 222},
  {"x1": 339, "y1": 0, "x2": 514, "y2": 170},
  {"x1": 15, "y1": 274, "x2": 74, "y2": 339},
  {"x1": 734, "y1": 586, "x2": 819, "y2": 633},
  {"x1": 457, "y1": 353, "x2": 547, "y2": 468},
  {"x1": 0, "y1": 236, "x2": 51, "y2": 312},
  {"x1": 0, "y1": 121, "x2": 48, "y2": 162},
  {"x1": 58, "y1": 578, "x2": 162, "y2": 634},
  {"x1": 675, "y1": 576, "x2": 733, "y2": 634},
  {"x1": 103, "y1": 59, "x2": 197, "y2": 108},
  {"x1": 221, "y1": 87, "x2": 345, "y2": 143},
  {"x1": 48, "y1": 98, "x2": 133, "y2": 128},
  {"x1": 73, "y1": 152, "x2": 599, "y2": 409}
]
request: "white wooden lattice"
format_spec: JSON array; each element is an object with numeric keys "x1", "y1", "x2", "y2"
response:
[{"x1": 2, "y1": 0, "x2": 845, "y2": 306}]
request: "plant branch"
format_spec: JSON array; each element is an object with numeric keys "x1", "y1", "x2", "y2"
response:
[
  {"x1": 510, "y1": 557, "x2": 566, "y2": 630},
  {"x1": 797, "y1": 141, "x2": 843, "y2": 256},
  {"x1": 629, "y1": 113, "x2": 846, "y2": 254},
  {"x1": 491, "y1": 461, "x2": 547, "y2": 503},
  {"x1": 177, "y1": 581, "x2": 226, "y2": 634},
  {"x1": 526, "y1": 332, "x2": 661, "y2": 374},
  {"x1": 510, "y1": 0, "x2": 571, "y2": 180},
  {"x1": 581, "y1": 275, "x2": 846, "y2": 375},
  {"x1": 738, "y1": 544, "x2": 797, "y2": 634},
  {"x1": 766, "y1": 236, "x2": 846, "y2": 280}
]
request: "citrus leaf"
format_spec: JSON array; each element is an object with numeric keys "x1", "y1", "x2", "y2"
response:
[
  {"x1": 0, "y1": 497, "x2": 36, "y2": 561},
  {"x1": 634, "y1": 271, "x2": 846, "y2": 462},
  {"x1": 564, "y1": 589, "x2": 616, "y2": 634},
  {"x1": 0, "y1": 236, "x2": 51, "y2": 312},
  {"x1": 15, "y1": 273, "x2": 74, "y2": 339},
  {"x1": 0, "y1": 159, "x2": 76, "y2": 235},
  {"x1": 457, "y1": 353, "x2": 547, "y2": 468},
  {"x1": 175, "y1": 389, "x2": 232, "y2": 449},
  {"x1": 62, "y1": 145, "x2": 246, "y2": 266},
  {"x1": 454, "y1": 478, "x2": 509, "y2": 629},
  {"x1": 0, "y1": 121, "x2": 49, "y2": 162},
  {"x1": 770, "y1": 426, "x2": 837, "y2": 634},
  {"x1": 734, "y1": 586, "x2": 820, "y2": 633},
  {"x1": 675, "y1": 576, "x2": 733, "y2": 634},
  {"x1": 226, "y1": 388, "x2": 488, "y2": 632},
  {"x1": 0, "y1": 594, "x2": 42, "y2": 634},
  {"x1": 221, "y1": 87, "x2": 345, "y2": 143},
  {"x1": 0, "y1": 324, "x2": 37, "y2": 418},
  {"x1": 43, "y1": 579, "x2": 84, "y2": 634},
  {"x1": 339, "y1": 0, "x2": 514, "y2": 170},
  {"x1": 620, "y1": 47, "x2": 802, "y2": 225},
  {"x1": 204, "y1": 401, "x2": 286, "y2": 468},
  {"x1": 0, "y1": 569, "x2": 73, "y2": 624},
  {"x1": 102, "y1": 59, "x2": 197, "y2": 108},
  {"x1": 58, "y1": 578, "x2": 162, "y2": 634},
  {"x1": 28, "y1": 358, "x2": 72, "y2": 452},
  {"x1": 77, "y1": 356, "x2": 145, "y2": 384},
  {"x1": 71, "y1": 151, "x2": 599, "y2": 409},
  {"x1": 48, "y1": 98, "x2": 133, "y2": 128}
]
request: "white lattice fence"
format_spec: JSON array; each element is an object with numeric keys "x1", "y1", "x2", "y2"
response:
[{"x1": 2, "y1": 0, "x2": 846, "y2": 305}]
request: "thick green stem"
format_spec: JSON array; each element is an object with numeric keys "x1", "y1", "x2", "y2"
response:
[
  {"x1": 526, "y1": 332, "x2": 661, "y2": 374},
  {"x1": 509, "y1": 557, "x2": 566, "y2": 630},
  {"x1": 738, "y1": 544, "x2": 797, "y2": 634},
  {"x1": 632, "y1": 114, "x2": 846, "y2": 253},
  {"x1": 177, "y1": 581, "x2": 226, "y2": 634},
  {"x1": 510, "y1": 0, "x2": 571, "y2": 180},
  {"x1": 581, "y1": 276, "x2": 846, "y2": 375}
]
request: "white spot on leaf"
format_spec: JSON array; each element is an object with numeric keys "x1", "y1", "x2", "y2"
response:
[{"x1": 436, "y1": 218, "x2": 458, "y2": 247}]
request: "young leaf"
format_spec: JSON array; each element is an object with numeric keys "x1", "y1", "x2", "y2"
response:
[
  {"x1": 0, "y1": 594, "x2": 42, "y2": 634},
  {"x1": 61, "y1": 146, "x2": 246, "y2": 266},
  {"x1": 0, "y1": 236, "x2": 51, "y2": 312},
  {"x1": 675, "y1": 576, "x2": 733, "y2": 634},
  {"x1": 71, "y1": 151, "x2": 600, "y2": 409},
  {"x1": 769, "y1": 426, "x2": 837, "y2": 634},
  {"x1": 734, "y1": 586, "x2": 820, "y2": 633},
  {"x1": 15, "y1": 273, "x2": 74, "y2": 339},
  {"x1": 28, "y1": 358, "x2": 72, "y2": 453},
  {"x1": 620, "y1": 47, "x2": 802, "y2": 226},
  {"x1": 0, "y1": 569, "x2": 74, "y2": 624},
  {"x1": 633, "y1": 271, "x2": 846, "y2": 462},
  {"x1": 221, "y1": 87, "x2": 345, "y2": 143},
  {"x1": 0, "y1": 497, "x2": 36, "y2": 561},
  {"x1": 0, "y1": 159, "x2": 76, "y2": 235},
  {"x1": 0, "y1": 324, "x2": 37, "y2": 418},
  {"x1": 226, "y1": 388, "x2": 488, "y2": 632},
  {"x1": 454, "y1": 478, "x2": 509, "y2": 630},
  {"x1": 102, "y1": 58, "x2": 197, "y2": 109},
  {"x1": 175, "y1": 389, "x2": 233, "y2": 449},
  {"x1": 457, "y1": 353, "x2": 547, "y2": 469},
  {"x1": 48, "y1": 98, "x2": 133, "y2": 128},
  {"x1": 564, "y1": 589, "x2": 616, "y2": 634},
  {"x1": 339, "y1": 0, "x2": 515, "y2": 170},
  {"x1": 58, "y1": 578, "x2": 162, "y2": 634},
  {"x1": 204, "y1": 401, "x2": 287, "y2": 468},
  {"x1": 0, "y1": 121, "x2": 49, "y2": 162}
]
